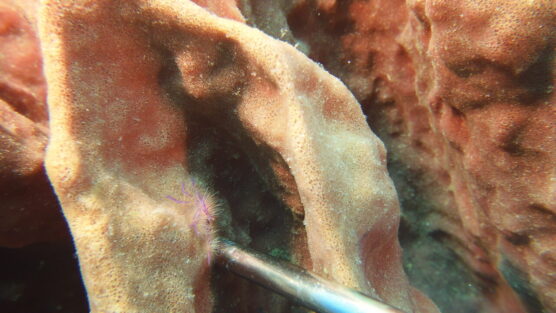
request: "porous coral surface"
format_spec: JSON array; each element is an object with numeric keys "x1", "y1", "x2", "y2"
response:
[
  {"x1": 2, "y1": 0, "x2": 553, "y2": 312},
  {"x1": 264, "y1": 0, "x2": 555, "y2": 312},
  {"x1": 39, "y1": 0, "x2": 435, "y2": 312}
]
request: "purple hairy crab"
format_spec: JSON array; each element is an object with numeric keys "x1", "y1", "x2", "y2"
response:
[{"x1": 166, "y1": 179, "x2": 217, "y2": 264}]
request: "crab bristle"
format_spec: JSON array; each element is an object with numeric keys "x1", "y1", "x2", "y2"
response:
[
  {"x1": 166, "y1": 195, "x2": 188, "y2": 204},
  {"x1": 167, "y1": 179, "x2": 220, "y2": 265}
]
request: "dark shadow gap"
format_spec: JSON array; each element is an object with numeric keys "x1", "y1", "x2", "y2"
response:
[
  {"x1": 156, "y1": 43, "x2": 309, "y2": 312},
  {"x1": 0, "y1": 242, "x2": 88, "y2": 313}
]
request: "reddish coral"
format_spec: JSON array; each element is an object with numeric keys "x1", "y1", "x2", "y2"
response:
[{"x1": 273, "y1": 0, "x2": 556, "y2": 312}]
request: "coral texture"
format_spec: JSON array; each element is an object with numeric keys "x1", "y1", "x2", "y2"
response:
[
  {"x1": 253, "y1": 0, "x2": 555, "y2": 312},
  {"x1": 4, "y1": 0, "x2": 552, "y2": 312},
  {"x1": 39, "y1": 0, "x2": 435, "y2": 312},
  {"x1": 0, "y1": 0, "x2": 67, "y2": 247}
]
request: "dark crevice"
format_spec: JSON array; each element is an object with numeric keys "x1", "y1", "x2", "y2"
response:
[
  {"x1": 391, "y1": 159, "x2": 486, "y2": 313},
  {"x1": 450, "y1": 57, "x2": 492, "y2": 79},
  {"x1": 287, "y1": 1, "x2": 354, "y2": 40},
  {"x1": 499, "y1": 122, "x2": 542, "y2": 158},
  {"x1": 0, "y1": 80, "x2": 44, "y2": 122},
  {"x1": 447, "y1": 45, "x2": 554, "y2": 106},
  {"x1": 0, "y1": 243, "x2": 88, "y2": 313},
  {"x1": 505, "y1": 233, "x2": 531, "y2": 246},
  {"x1": 184, "y1": 110, "x2": 307, "y2": 313},
  {"x1": 517, "y1": 45, "x2": 554, "y2": 102},
  {"x1": 448, "y1": 140, "x2": 464, "y2": 153},
  {"x1": 206, "y1": 40, "x2": 240, "y2": 77},
  {"x1": 156, "y1": 44, "x2": 308, "y2": 312},
  {"x1": 286, "y1": 0, "x2": 356, "y2": 76},
  {"x1": 528, "y1": 203, "x2": 556, "y2": 220},
  {"x1": 428, "y1": 229, "x2": 450, "y2": 242},
  {"x1": 499, "y1": 257, "x2": 544, "y2": 313}
]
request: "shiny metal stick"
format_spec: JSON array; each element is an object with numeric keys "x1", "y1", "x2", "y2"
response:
[{"x1": 215, "y1": 239, "x2": 407, "y2": 313}]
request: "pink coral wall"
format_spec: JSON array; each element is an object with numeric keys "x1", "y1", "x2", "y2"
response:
[
  {"x1": 1, "y1": 0, "x2": 554, "y2": 312},
  {"x1": 273, "y1": 0, "x2": 555, "y2": 312}
]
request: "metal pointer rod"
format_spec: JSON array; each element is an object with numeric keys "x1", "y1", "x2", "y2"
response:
[{"x1": 215, "y1": 239, "x2": 407, "y2": 313}]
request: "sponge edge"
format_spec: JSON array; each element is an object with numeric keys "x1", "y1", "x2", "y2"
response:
[{"x1": 40, "y1": 0, "x2": 437, "y2": 313}]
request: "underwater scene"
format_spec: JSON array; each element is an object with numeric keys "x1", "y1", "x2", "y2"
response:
[{"x1": 1, "y1": 0, "x2": 555, "y2": 313}]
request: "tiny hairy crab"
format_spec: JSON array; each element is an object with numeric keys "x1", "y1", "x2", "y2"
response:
[
  {"x1": 166, "y1": 180, "x2": 218, "y2": 265},
  {"x1": 166, "y1": 180, "x2": 216, "y2": 236}
]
